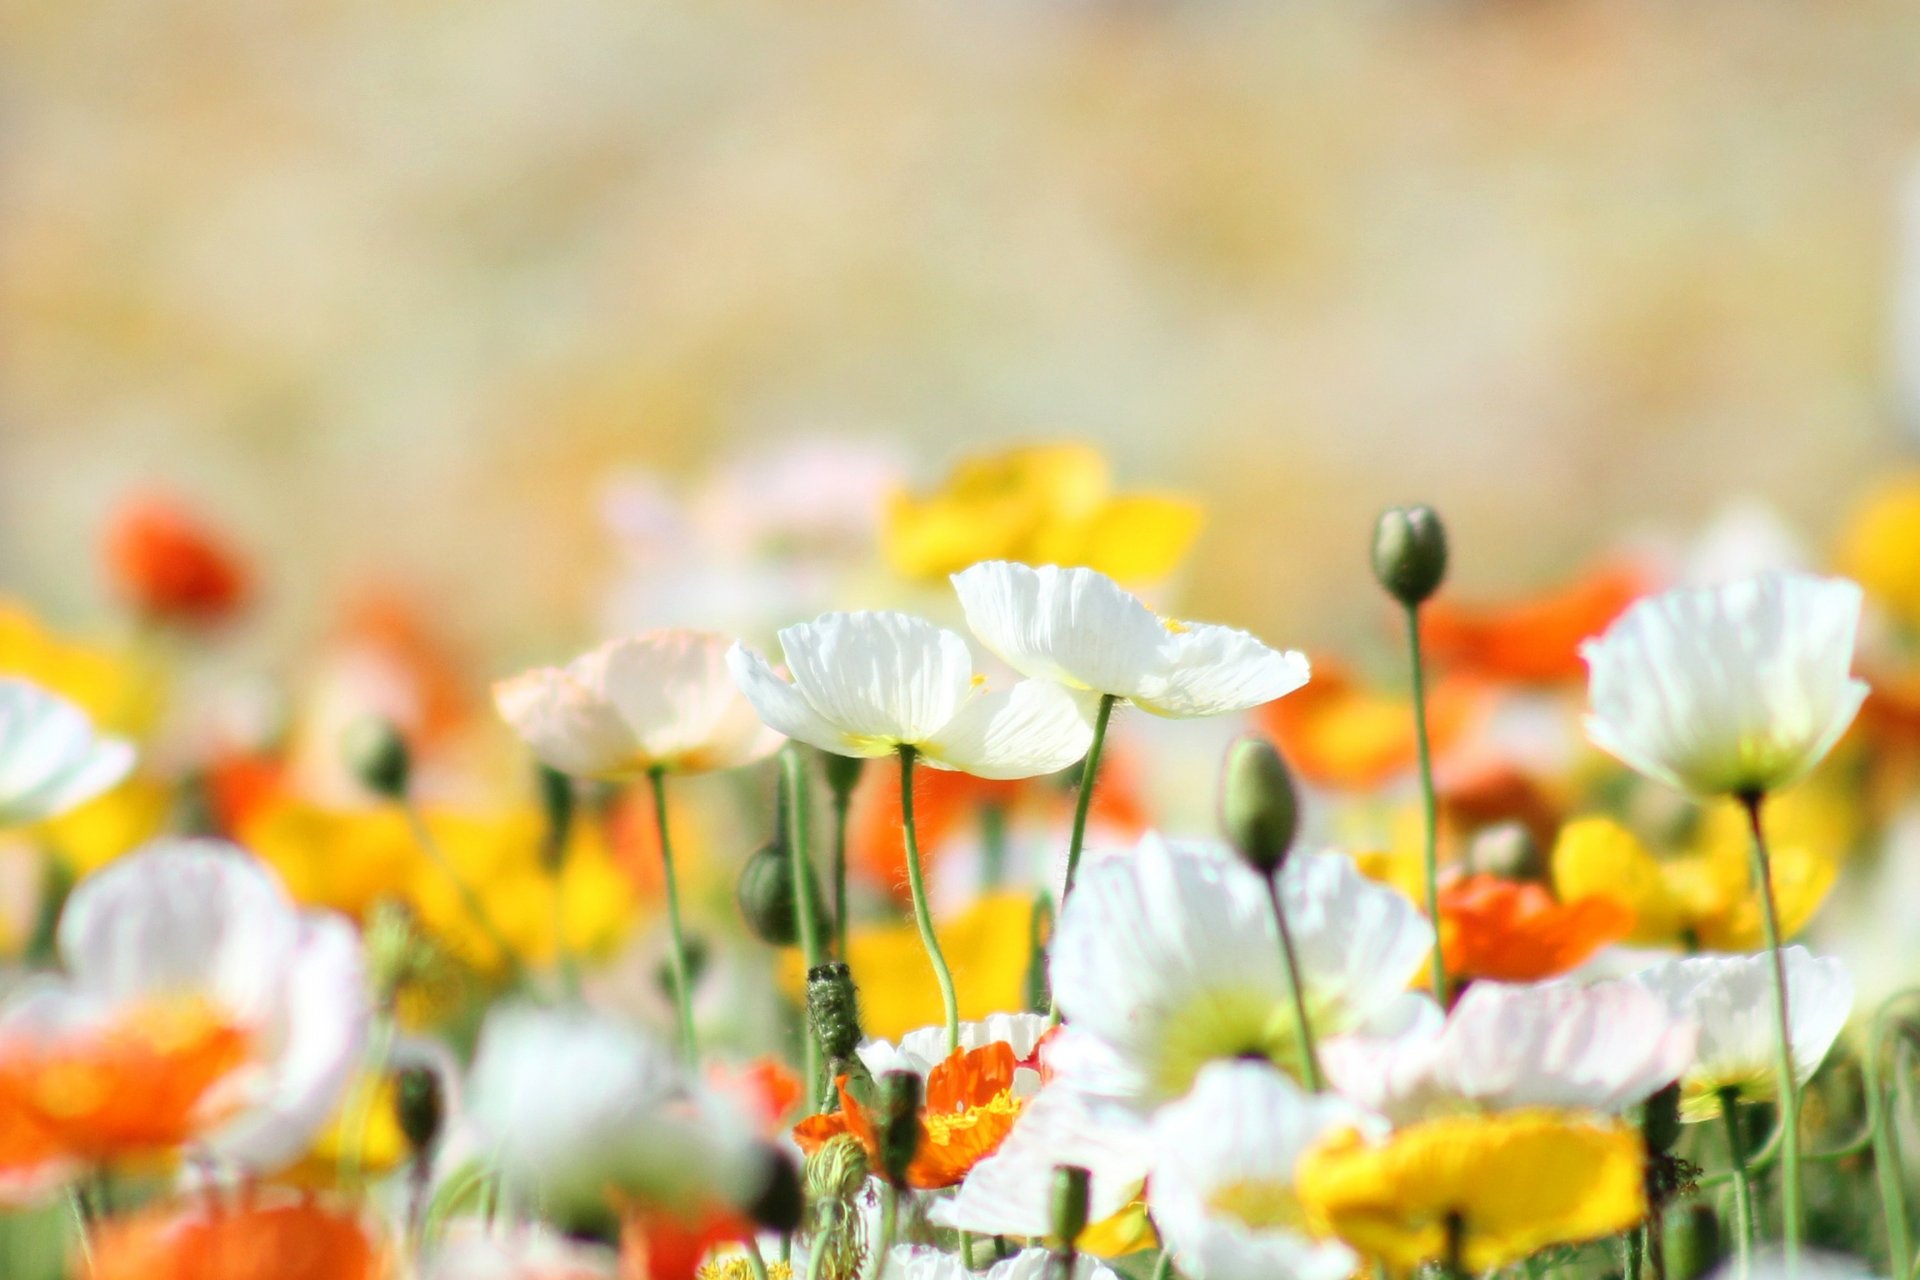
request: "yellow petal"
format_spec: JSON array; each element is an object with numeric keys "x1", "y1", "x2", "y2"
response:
[
  {"x1": 1550, "y1": 817, "x2": 1684, "y2": 946},
  {"x1": 1835, "y1": 474, "x2": 1920, "y2": 627}
]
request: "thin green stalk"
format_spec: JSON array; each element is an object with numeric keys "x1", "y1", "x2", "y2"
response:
[
  {"x1": 1624, "y1": 1224, "x2": 1645, "y2": 1280},
  {"x1": 980, "y1": 802, "x2": 1010, "y2": 891},
  {"x1": 783, "y1": 747, "x2": 825, "y2": 1104},
  {"x1": 900, "y1": 746, "x2": 960, "y2": 1053},
  {"x1": 550, "y1": 867, "x2": 579, "y2": 1002},
  {"x1": 403, "y1": 800, "x2": 524, "y2": 981},
  {"x1": 871, "y1": 1182, "x2": 901, "y2": 1280},
  {"x1": 1442, "y1": 1211, "x2": 1467, "y2": 1280},
  {"x1": 1720, "y1": 1086, "x2": 1756, "y2": 1274},
  {"x1": 1152, "y1": 1247, "x2": 1174, "y2": 1280},
  {"x1": 648, "y1": 767, "x2": 699, "y2": 1065},
  {"x1": 1403, "y1": 605, "x2": 1447, "y2": 1005},
  {"x1": 832, "y1": 782, "x2": 853, "y2": 963},
  {"x1": 1868, "y1": 1003, "x2": 1914, "y2": 1277},
  {"x1": 1740, "y1": 791, "x2": 1802, "y2": 1255},
  {"x1": 1060, "y1": 694, "x2": 1117, "y2": 902},
  {"x1": 1264, "y1": 874, "x2": 1322, "y2": 1091},
  {"x1": 744, "y1": 1235, "x2": 771, "y2": 1280}
]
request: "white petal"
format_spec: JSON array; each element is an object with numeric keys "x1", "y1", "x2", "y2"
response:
[
  {"x1": 493, "y1": 665, "x2": 643, "y2": 779},
  {"x1": 778, "y1": 612, "x2": 975, "y2": 746},
  {"x1": 583, "y1": 630, "x2": 783, "y2": 773},
  {"x1": 726, "y1": 642, "x2": 879, "y2": 758},
  {"x1": 952, "y1": 562, "x2": 1169, "y2": 700},
  {"x1": 1137, "y1": 626, "x2": 1311, "y2": 719},
  {"x1": 920, "y1": 679, "x2": 1095, "y2": 780},
  {"x1": 0, "y1": 679, "x2": 135, "y2": 826}
]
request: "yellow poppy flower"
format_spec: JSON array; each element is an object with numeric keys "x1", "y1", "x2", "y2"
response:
[
  {"x1": 778, "y1": 893, "x2": 1037, "y2": 1040},
  {"x1": 280, "y1": 1074, "x2": 409, "y2": 1189},
  {"x1": 1835, "y1": 474, "x2": 1920, "y2": 628},
  {"x1": 33, "y1": 774, "x2": 171, "y2": 876},
  {"x1": 882, "y1": 443, "x2": 1203, "y2": 584},
  {"x1": 1296, "y1": 1111, "x2": 1646, "y2": 1272},
  {"x1": 1079, "y1": 1201, "x2": 1158, "y2": 1257},
  {"x1": 0, "y1": 600, "x2": 166, "y2": 737}
]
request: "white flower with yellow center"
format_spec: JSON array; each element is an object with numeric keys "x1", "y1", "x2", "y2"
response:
[
  {"x1": 0, "y1": 678, "x2": 134, "y2": 828},
  {"x1": 1580, "y1": 573, "x2": 1868, "y2": 797},
  {"x1": 494, "y1": 629, "x2": 784, "y2": 780},
  {"x1": 1148, "y1": 1061, "x2": 1368, "y2": 1280},
  {"x1": 1048, "y1": 834, "x2": 1433, "y2": 1107},
  {"x1": 1320, "y1": 979, "x2": 1696, "y2": 1125},
  {"x1": 858, "y1": 1013, "x2": 1048, "y2": 1086},
  {"x1": 727, "y1": 611, "x2": 1093, "y2": 778},
  {"x1": 951, "y1": 562, "x2": 1309, "y2": 718},
  {"x1": 1628, "y1": 948, "x2": 1853, "y2": 1121}
]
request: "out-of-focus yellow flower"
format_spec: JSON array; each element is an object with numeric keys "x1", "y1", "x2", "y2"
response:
[
  {"x1": 33, "y1": 775, "x2": 171, "y2": 875},
  {"x1": 1296, "y1": 1111, "x2": 1646, "y2": 1271},
  {"x1": 882, "y1": 443, "x2": 1202, "y2": 584},
  {"x1": 1836, "y1": 475, "x2": 1920, "y2": 629},
  {"x1": 0, "y1": 600, "x2": 164, "y2": 737},
  {"x1": 1552, "y1": 787, "x2": 1845, "y2": 951},
  {"x1": 282, "y1": 1074, "x2": 409, "y2": 1190},
  {"x1": 779, "y1": 893, "x2": 1036, "y2": 1040},
  {"x1": 1079, "y1": 1200, "x2": 1158, "y2": 1257}
]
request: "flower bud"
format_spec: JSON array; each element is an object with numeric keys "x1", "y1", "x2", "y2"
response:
[
  {"x1": 1049, "y1": 1164, "x2": 1091, "y2": 1249},
  {"x1": 1221, "y1": 737, "x2": 1299, "y2": 876},
  {"x1": 342, "y1": 714, "x2": 410, "y2": 800},
  {"x1": 738, "y1": 840, "x2": 831, "y2": 948},
  {"x1": 744, "y1": 1144, "x2": 805, "y2": 1233},
  {"x1": 822, "y1": 752, "x2": 865, "y2": 806},
  {"x1": 1641, "y1": 1081, "x2": 1682, "y2": 1156},
  {"x1": 1371, "y1": 505, "x2": 1448, "y2": 608},
  {"x1": 537, "y1": 764, "x2": 574, "y2": 874},
  {"x1": 808, "y1": 962, "x2": 865, "y2": 1063},
  {"x1": 394, "y1": 1063, "x2": 444, "y2": 1158},
  {"x1": 1662, "y1": 1203, "x2": 1724, "y2": 1280},
  {"x1": 804, "y1": 1135, "x2": 870, "y2": 1280},
  {"x1": 875, "y1": 1070, "x2": 922, "y2": 1187}
]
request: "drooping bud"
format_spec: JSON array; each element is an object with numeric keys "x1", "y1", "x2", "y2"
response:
[
  {"x1": 1371, "y1": 505, "x2": 1448, "y2": 608},
  {"x1": 1221, "y1": 737, "x2": 1299, "y2": 876},
  {"x1": 875, "y1": 1070, "x2": 922, "y2": 1187},
  {"x1": 1049, "y1": 1164, "x2": 1091, "y2": 1250},
  {"x1": 1641, "y1": 1081, "x2": 1683, "y2": 1156},
  {"x1": 822, "y1": 752, "x2": 865, "y2": 807},
  {"x1": 743, "y1": 1144, "x2": 804, "y2": 1233},
  {"x1": 342, "y1": 714, "x2": 410, "y2": 800},
  {"x1": 1663, "y1": 1204, "x2": 1724, "y2": 1280},
  {"x1": 537, "y1": 764, "x2": 574, "y2": 874},
  {"x1": 394, "y1": 1063, "x2": 444, "y2": 1158},
  {"x1": 807, "y1": 962, "x2": 865, "y2": 1062}
]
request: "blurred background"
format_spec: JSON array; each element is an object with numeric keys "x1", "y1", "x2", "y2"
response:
[{"x1": 4, "y1": 0, "x2": 1920, "y2": 666}]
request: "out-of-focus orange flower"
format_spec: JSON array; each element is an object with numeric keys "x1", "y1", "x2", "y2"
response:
[
  {"x1": 0, "y1": 997, "x2": 250, "y2": 1165},
  {"x1": 103, "y1": 493, "x2": 251, "y2": 627},
  {"x1": 1256, "y1": 655, "x2": 1477, "y2": 790},
  {"x1": 87, "y1": 1197, "x2": 384, "y2": 1280},
  {"x1": 793, "y1": 1043, "x2": 1024, "y2": 1189},
  {"x1": 1439, "y1": 763, "x2": 1563, "y2": 856},
  {"x1": 1420, "y1": 561, "x2": 1648, "y2": 685},
  {"x1": 333, "y1": 588, "x2": 474, "y2": 744},
  {"x1": 709, "y1": 1058, "x2": 804, "y2": 1130},
  {"x1": 621, "y1": 1209, "x2": 750, "y2": 1280},
  {"x1": 1438, "y1": 875, "x2": 1632, "y2": 983}
]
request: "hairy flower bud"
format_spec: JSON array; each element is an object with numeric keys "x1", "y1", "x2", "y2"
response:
[
  {"x1": 804, "y1": 1135, "x2": 870, "y2": 1280},
  {"x1": 342, "y1": 714, "x2": 410, "y2": 801},
  {"x1": 1372, "y1": 505, "x2": 1448, "y2": 608},
  {"x1": 875, "y1": 1070, "x2": 922, "y2": 1187},
  {"x1": 737, "y1": 840, "x2": 826, "y2": 948},
  {"x1": 1221, "y1": 737, "x2": 1299, "y2": 876},
  {"x1": 807, "y1": 961, "x2": 865, "y2": 1063},
  {"x1": 1049, "y1": 1164, "x2": 1091, "y2": 1249}
]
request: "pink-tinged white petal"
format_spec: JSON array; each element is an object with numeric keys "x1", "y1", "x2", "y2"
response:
[
  {"x1": 778, "y1": 612, "x2": 975, "y2": 746},
  {"x1": 952, "y1": 562, "x2": 1169, "y2": 699},
  {"x1": 0, "y1": 679, "x2": 135, "y2": 827},
  {"x1": 585, "y1": 631, "x2": 784, "y2": 772},
  {"x1": 493, "y1": 666, "x2": 642, "y2": 779},
  {"x1": 727, "y1": 643, "x2": 878, "y2": 758},
  {"x1": 920, "y1": 679, "x2": 1095, "y2": 780}
]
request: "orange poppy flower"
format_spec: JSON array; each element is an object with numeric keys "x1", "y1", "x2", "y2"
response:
[
  {"x1": 621, "y1": 1208, "x2": 751, "y2": 1280},
  {"x1": 1438, "y1": 875, "x2": 1633, "y2": 983},
  {"x1": 0, "y1": 997, "x2": 250, "y2": 1165},
  {"x1": 1256, "y1": 655, "x2": 1478, "y2": 790},
  {"x1": 792, "y1": 1042, "x2": 1024, "y2": 1189},
  {"x1": 709, "y1": 1057, "x2": 804, "y2": 1131},
  {"x1": 1440, "y1": 763, "x2": 1563, "y2": 857},
  {"x1": 102, "y1": 493, "x2": 251, "y2": 627},
  {"x1": 86, "y1": 1197, "x2": 384, "y2": 1280},
  {"x1": 1420, "y1": 561, "x2": 1648, "y2": 685}
]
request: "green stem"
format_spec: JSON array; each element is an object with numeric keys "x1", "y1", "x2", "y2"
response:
[
  {"x1": 1625, "y1": 1223, "x2": 1645, "y2": 1280},
  {"x1": 1740, "y1": 791, "x2": 1802, "y2": 1255},
  {"x1": 1720, "y1": 1086, "x2": 1756, "y2": 1274},
  {"x1": 1442, "y1": 1210, "x2": 1466, "y2": 1280},
  {"x1": 550, "y1": 863, "x2": 579, "y2": 1002},
  {"x1": 1869, "y1": 1002, "x2": 1914, "y2": 1277},
  {"x1": 648, "y1": 767, "x2": 699, "y2": 1066},
  {"x1": 832, "y1": 783, "x2": 852, "y2": 964},
  {"x1": 403, "y1": 800, "x2": 525, "y2": 981},
  {"x1": 1060, "y1": 694, "x2": 1117, "y2": 903},
  {"x1": 744, "y1": 1235, "x2": 771, "y2": 1280},
  {"x1": 872, "y1": 1181, "x2": 901, "y2": 1280},
  {"x1": 783, "y1": 748, "x2": 825, "y2": 1105},
  {"x1": 1264, "y1": 874, "x2": 1322, "y2": 1091},
  {"x1": 1404, "y1": 605, "x2": 1447, "y2": 1006},
  {"x1": 980, "y1": 802, "x2": 1010, "y2": 891},
  {"x1": 900, "y1": 746, "x2": 960, "y2": 1053},
  {"x1": 1152, "y1": 1247, "x2": 1173, "y2": 1280}
]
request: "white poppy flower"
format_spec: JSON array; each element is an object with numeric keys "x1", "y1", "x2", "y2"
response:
[
  {"x1": 858, "y1": 1012, "x2": 1049, "y2": 1081},
  {"x1": 726, "y1": 611, "x2": 1094, "y2": 779},
  {"x1": 464, "y1": 1003, "x2": 776, "y2": 1224},
  {"x1": 880, "y1": 1244, "x2": 1119, "y2": 1280},
  {"x1": 1580, "y1": 573, "x2": 1868, "y2": 797},
  {"x1": 0, "y1": 678, "x2": 134, "y2": 827},
  {"x1": 1147, "y1": 1061, "x2": 1367, "y2": 1280},
  {"x1": 1048, "y1": 834, "x2": 1433, "y2": 1107},
  {"x1": 0, "y1": 840, "x2": 367, "y2": 1176},
  {"x1": 1320, "y1": 979, "x2": 1696, "y2": 1124},
  {"x1": 495, "y1": 629, "x2": 784, "y2": 780},
  {"x1": 1628, "y1": 948, "x2": 1854, "y2": 1121},
  {"x1": 951, "y1": 562, "x2": 1310, "y2": 718},
  {"x1": 932, "y1": 1082, "x2": 1153, "y2": 1244}
]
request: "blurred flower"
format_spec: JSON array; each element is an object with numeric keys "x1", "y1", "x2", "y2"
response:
[
  {"x1": 1320, "y1": 979, "x2": 1694, "y2": 1124},
  {"x1": 496, "y1": 631, "x2": 783, "y2": 781},
  {"x1": 1628, "y1": 948, "x2": 1853, "y2": 1121},
  {"x1": 728, "y1": 612, "x2": 1092, "y2": 779},
  {"x1": 0, "y1": 676, "x2": 134, "y2": 827},
  {"x1": 1437, "y1": 875, "x2": 1633, "y2": 984},
  {"x1": 1048, "y1": 835, "x2": 1432, "y2": 1106},
  {"x1": 1147, "y1": 1061, "x2": 1365, "y2": 1280},
  {"x1": 87, "y1": 1197, "x2": 382, "y2": 1280},
  {"x1": 952, "y1": 562, "x2": 1308, "y2": 720},
  {"x1": 877, "y1": 1245, "x2": 1119, "y2": 1280},
  {"x1": 424, "y1": 1221, "x2": 616, "y2": 1280},
  {"x1": 1581, "y1": 572, "x2": 1868, "y2": 797},
  {"x1": 1295, "y1": 1111, "x2": 1645, "y2": 1271},
  {"x1": 0, "y1": 841, "x2": 367, "y2": 1177},
  {"x1": 883, "y1": 444, "x2": 1202, "y2": 585},
  {"x1": 31, "y1": 772, "x2": 170, "y2": 875},
  {"x1": 0, "y1": 602, "x2": 163, "y2": 737},
  {"x1": 1835, "y1": 475, "x2": 1920, "y2": 630},
  {"x1": 101, "y1": 492, "x2": 251, "y2": 628},
  {"x1": 1255, "y1": 655, "x2": 1476, "y2": 790},
  {"x1": 1422, "y1": 561, "x2": 1648, "y2": 685},
  {"x1": 856, "y1": 1012, "x2": 1049, "y2": 1080}
]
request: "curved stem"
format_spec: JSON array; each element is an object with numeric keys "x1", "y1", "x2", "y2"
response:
[
  {"x1": 1403, "y1": 605, "x2": 1447, "y2": 1006},
  {"x1": 1263, "y1": 874, "x2": 1322, "y2": 1091},
  {"x1": 1061, "y1": 694, "x2": 1117, "y2": 904},
  {"x1": 648, "y1": 767, "x2": 699, "y2": 1066},
  {"x1": 899, "y1": 747, "x2": 959, "y2": 1053},
  {"x1": 1740, "y1": 791, "x2": 1802, "y2": 1255},
  {"x1": 1720, "y1": 1086, "x2": 1756, "y2": 1275}
]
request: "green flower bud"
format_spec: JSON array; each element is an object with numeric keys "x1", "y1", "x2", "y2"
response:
[
  {"x1": 1641, "y1": 1081, "x2": 1682, "y2": 1156},
  {"x1": 737, "y1": 840, "x2": 831, "y2": 948},
  {"x1": 823, "y1": 752, "x2": 865, "y2": 805},
  {"x1": 1221, "y1": 737, "x2": 1299, "y2": 876},
  {"x1": 1662, "y1": 1203, "x2": 1724, "y2": 1280},
  {"x1": 804, "y1": 1135, "x2": 870, "y2": 1280},
  {"x1": 537, "y1": 764, "x2": 574, "y2": 874},
  {"x1": 342, "y1": 714, "x2": 410, "y2": 800},
  {"x1": 808, "y1": 962, "x2": 865, "y2": 1063},
  {"x1": 875, "y1": 1070, "x2": 922, "y2": 1187},
  {"x1": 1371, "y1": 505, "x2": 1448, "y2": 608},
  {"x1": 394, "y1": 1063, "x2": 444, "y2": 1157},
  {"x1": 1050, "y1": 1164, "x2": 1091, "y2": 1249},
  {"x1": 744, "y1": 1144, "x2": 804, "y2": 1233}
]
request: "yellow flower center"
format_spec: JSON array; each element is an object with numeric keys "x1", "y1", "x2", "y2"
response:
[
  {"x1": 1208, "y1": 1178, "x2": 1312, "y2": 1232},
  {"x1": 699, "y1": 1259, "x2": 795, "y2": 1280},
  {"x1": 924, "y1": 1088, "x2": 1021, "y2": 1146}
]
